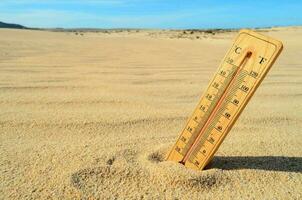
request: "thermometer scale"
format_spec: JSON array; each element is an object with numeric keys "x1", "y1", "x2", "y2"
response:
[{"x1": 166, "y1": 29, "x2": 283, "y2": 170}]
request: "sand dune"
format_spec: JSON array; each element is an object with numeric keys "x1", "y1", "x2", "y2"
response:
[{"x1": 0, "y1": 27, "x2": 301, "y2": 199}]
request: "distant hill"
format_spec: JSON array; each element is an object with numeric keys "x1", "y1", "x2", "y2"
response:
[{"x1": 0, "y1": 21, "x2": 27, "y2": 29}]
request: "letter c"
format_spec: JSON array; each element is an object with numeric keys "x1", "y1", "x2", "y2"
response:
[{"x1": 235, "y1": 46, "x2": 242, "y2": 54}]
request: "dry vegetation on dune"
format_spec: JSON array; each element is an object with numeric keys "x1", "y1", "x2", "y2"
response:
[{"x1": 0, "y1": 27, "x2": 301, "y2": 199}]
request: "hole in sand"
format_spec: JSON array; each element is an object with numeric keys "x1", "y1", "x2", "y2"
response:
[
  {"x1": 142, "y1": 147, "x2": 229, "y2": 190},
  {"x1": 106, "y1": 157, "x2": 115, "y2": 165},
  {"x1": 148, "y1": 151, "x2": 165, "y2": 163},
  {"x1": 70, "y1": 148, "x2": 229, "y2": 198}
]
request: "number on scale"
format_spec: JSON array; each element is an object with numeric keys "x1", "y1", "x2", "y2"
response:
[
  {"x1": 240, "y1": 85, "x2": 249, "y2": 92},
  {"x1": 212, "y1": 82, "x2": 219, "y2": 89},
  {"x1": 224, "y1": 112, "x2": 231, "y2": 119},
  {"x1": 200, "y1": 105, "x2": 207, "y2": 111},
  {"x1": 220, "y1": 70, "x2": 226, "y2": 76},
  {"x1": 187, "y1": 126, "x2": 193, "y2": 133},
  {"x1": 206, "y1": 94, "x2": 213, "y2": 100},
  {"x1": 250, "y1": 71, "x2": 258, "y2": 78},
  {"x1": 233, "y1": 99, "x2": 239, "y2": 105},
  {"x1": 208, "y1": 137, "x2": 215, "y2": 144},
  {"x1": 226, "y1": 57, "x2": 234, "y2": 64}
]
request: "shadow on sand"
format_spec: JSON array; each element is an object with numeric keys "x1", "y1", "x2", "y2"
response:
[{"x1": 207, "y1": 156, "x2": 302, "y2": 173}]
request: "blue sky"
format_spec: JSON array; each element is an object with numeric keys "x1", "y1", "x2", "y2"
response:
[{"x1": 0, "y1": 0, "x2": 301, "y2": 29}]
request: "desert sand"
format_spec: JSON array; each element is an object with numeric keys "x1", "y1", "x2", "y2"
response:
[{"x1": 0, "y1": 27, "x2": 301, "y2": 199}]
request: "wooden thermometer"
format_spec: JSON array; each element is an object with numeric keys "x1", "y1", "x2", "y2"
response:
[{"x1": 166, "y1": 29, "x2": 283, "y2": 170}]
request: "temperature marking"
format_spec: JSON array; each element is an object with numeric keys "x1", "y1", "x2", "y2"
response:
[{"x1": 166, "y1": 29, "x2": 283, "y2": 170}]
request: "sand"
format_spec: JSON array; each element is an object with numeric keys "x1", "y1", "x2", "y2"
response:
[{"x1": 0, "y1": 27, "x2": 301, "y2": 199}]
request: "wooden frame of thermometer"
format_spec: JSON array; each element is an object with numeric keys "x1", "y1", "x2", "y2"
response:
[{"x1": 166, "y1": 29, "x2": 283, "y2": 170}]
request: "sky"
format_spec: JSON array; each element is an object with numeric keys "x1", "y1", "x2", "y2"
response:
[{"x1": 0, "y1": 0, "x2": 301, "y2": 29}]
